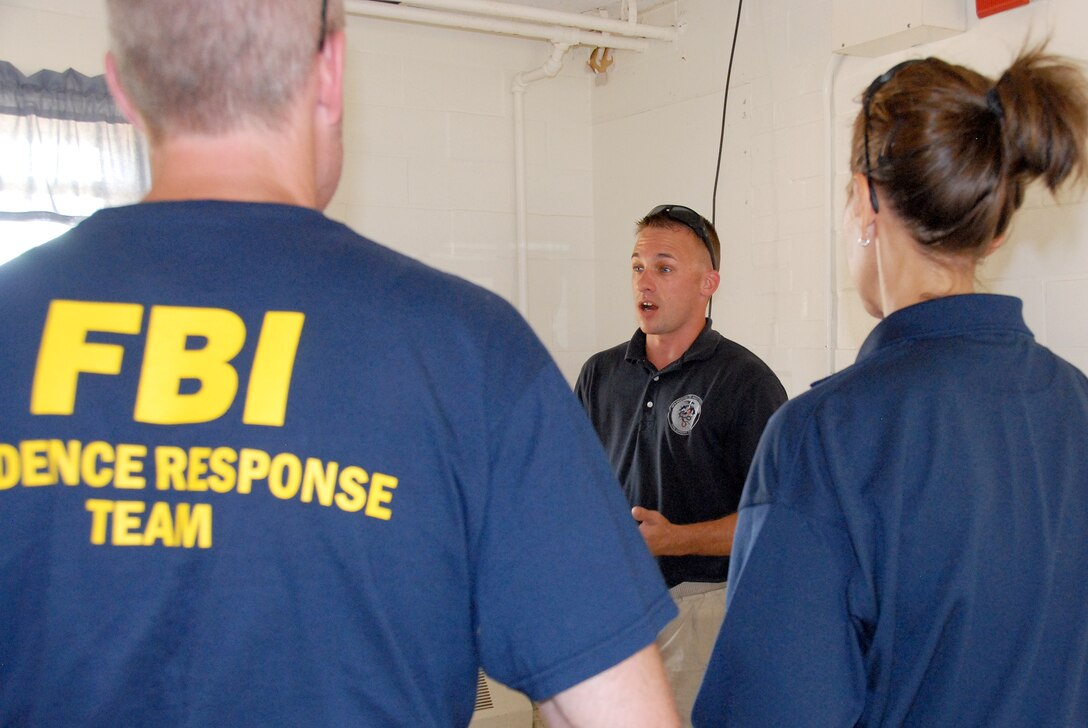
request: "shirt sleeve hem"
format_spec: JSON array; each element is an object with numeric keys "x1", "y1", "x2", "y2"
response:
[{"x1": 506, "y1": 589, "x2": 678, "y2": 702}]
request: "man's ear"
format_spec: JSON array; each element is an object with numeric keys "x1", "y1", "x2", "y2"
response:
[
  {"x1": 104, "y1": 52, "x2": 146, "y2": 133},
  {"x1": 703, "y1": 269, "x2": 720, "y2": 297},
  {"x1": 315, "y1": 30, "x2": 345, "y2": 126}
]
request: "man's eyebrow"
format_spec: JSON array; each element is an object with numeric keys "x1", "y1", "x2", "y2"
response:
[{"x1": 631, "y1": 251, "x2": 679, "y2": 259}]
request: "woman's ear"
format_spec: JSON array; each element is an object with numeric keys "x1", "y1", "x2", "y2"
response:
[{"x1": 851, "y1": 172, "x2": 877, "y2": 227}]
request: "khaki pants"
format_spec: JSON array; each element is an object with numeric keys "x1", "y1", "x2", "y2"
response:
[{"x1": 656, "y1": 582, "x2": 726, "y2": 728}]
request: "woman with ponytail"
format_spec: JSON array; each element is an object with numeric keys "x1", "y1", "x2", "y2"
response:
[{"x1": 693, "y1": 46, "x2": 1088, "y2": 727}]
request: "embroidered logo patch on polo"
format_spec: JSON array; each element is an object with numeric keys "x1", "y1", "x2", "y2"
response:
[{"x1": 668, "y1": 394, "x2": 702, "y2": 435}]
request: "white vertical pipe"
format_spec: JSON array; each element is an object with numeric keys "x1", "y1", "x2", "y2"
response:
[
  {"x1": 512, "y1": 42, "x2": 571, "y2": 317},
  {"x1": 824, "y1": 53, "x2": 845, "y2": 376}
]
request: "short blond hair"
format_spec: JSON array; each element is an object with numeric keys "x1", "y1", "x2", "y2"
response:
[{"x1": 107, "y1": 0, "x2": 345, "y2": 138}]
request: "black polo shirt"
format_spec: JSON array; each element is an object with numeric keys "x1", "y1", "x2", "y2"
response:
[{"x1": 575, "y1": 321, "x2": 786, "y2": 587}]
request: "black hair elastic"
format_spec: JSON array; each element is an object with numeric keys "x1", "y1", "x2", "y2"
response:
[{"x1": 986, "y1": 86, "x2": 1005, "y2": 122}]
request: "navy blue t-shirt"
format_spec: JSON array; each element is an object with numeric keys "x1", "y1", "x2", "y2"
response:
[
  {"x1": 0, "y1": 201, "x2": 675, "y2": 727},
  {"x1": 694, "y1": 294, "x2": 1088, "y2": 727}
]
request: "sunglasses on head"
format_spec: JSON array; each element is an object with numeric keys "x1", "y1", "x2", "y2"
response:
[
  {"x1": 861, "y1": 58, "x2": 923, "y2": 213},
  {"x1": 318, "y1": 0, "x2": 329, "y2": 51},
  {"x1": 646, "y1": 204, "x2": 718, "y2": 270}
]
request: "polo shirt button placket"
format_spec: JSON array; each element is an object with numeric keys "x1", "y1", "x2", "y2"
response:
[{"x1": 642, "y1": 373, "x2": 658, "y2": 427}]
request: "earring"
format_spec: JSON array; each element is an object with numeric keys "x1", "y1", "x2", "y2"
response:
[{"x1": 858, "y1": 235, "x2": 872, "y2": 247}]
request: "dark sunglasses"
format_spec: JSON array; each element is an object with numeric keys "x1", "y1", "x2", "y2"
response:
[
  {"x1": 861, "y1": 58, "x2": 922, "y2": 213},
  {"x1": 646, "y1": 204, "x2": 718, "y2": 270},
  {"x1": 318, "y1": 0, "x2": 329, "y2": 51}
]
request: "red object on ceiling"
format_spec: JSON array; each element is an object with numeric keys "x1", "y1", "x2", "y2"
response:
[{"x1": 977, "y1": 0, "x2": 1029, "y2": 18}]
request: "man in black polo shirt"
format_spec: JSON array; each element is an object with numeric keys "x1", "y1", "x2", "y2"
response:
[{"x1": 575, "y1": 204, "x2": 786, "y2": 726}]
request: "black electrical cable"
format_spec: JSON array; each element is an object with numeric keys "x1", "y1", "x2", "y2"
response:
[
  {"x1": 706, "y1": 0, "x2": 743, "y2": 321},
  {"x1": 711, "y1": 0, "x2": 744, "y2": 226}
]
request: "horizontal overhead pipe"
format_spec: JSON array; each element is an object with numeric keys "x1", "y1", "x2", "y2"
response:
[
  {"x1": 383, "y1": 0, "x2": 675, "y2": 41},
  {"x1": 345, "y1": 1, "x2": 650, "y2": 51}
]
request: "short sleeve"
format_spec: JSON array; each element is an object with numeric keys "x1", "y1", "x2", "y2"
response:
[
  {"x1": 473, "y1": 360, "x2": 676, "y2": 701},
  {"x1": 693, "y1": 405, "x2": 865, "y2": 727}
]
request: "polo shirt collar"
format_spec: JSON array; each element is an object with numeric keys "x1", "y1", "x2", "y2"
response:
[
  {"x1": 625, "y1": 319, "x2": 718, "y2": 369},
  {"x1": 857, "y1": 294, "x2": 1031, "y2": 363}
]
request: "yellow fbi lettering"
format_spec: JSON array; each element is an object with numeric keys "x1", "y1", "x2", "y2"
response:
[
  {"x1": 0, "y1": 440, "x2": 398, "y2": 521},
  {"x1": 155, "y1": 446, "x2": 397, "y2": 519},
  {"x1": 31, "y1": 300, "x2": 305, "y2": 426},
  {"x1": 0, "y1": 439, "x2": 148, "y2": 489},
  {"x1": 85, "y1": 499, "x2": 212, "y2": 548}
]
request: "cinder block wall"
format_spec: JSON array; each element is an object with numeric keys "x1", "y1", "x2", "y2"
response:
[
  {"x1": 327, "y1": 17, "x2": 600, "y2": 383},
  {"x1": 0, "y1": 0, "x2": 600, "y2": 381},
  {"x1": 4, "y1": 0, "x2": 1088, "y2": 390},
  {"x1": 594, "y1": 0, "x2": 1088, "y2": 396}
]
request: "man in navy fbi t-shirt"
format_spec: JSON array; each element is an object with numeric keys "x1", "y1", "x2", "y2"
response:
[{"x1": 0, "y1": 2, "x2": 679, "y2": 725}]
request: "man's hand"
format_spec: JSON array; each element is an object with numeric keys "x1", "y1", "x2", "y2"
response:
[
  {"x1": 632, "y1": 506, "x2": 680, "y2": 556},
  {"x1": 631, "y1": 507, "x2": 737, "y2": 557}
]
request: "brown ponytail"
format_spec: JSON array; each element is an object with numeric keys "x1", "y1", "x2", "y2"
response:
[{"x1": 851, "y1": 44, "x2": 1088, "y2": 256}]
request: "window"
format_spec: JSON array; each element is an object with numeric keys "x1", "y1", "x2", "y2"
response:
[{"x1": 0, "y1": 61, "x2": 149, "y2": 265}]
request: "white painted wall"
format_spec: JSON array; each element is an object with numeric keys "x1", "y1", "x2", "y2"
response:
[
  {"x1": 330, "y1": 14, "x2": 600, "y2": 379},
  {"x1": 0, "y1": 0, "x2": 599, "y2": 380},
  {"x1": 830, "y1": 0, "x2": 1088, "y2": 382},
  {"x1": 0, "y1": 0, "x2": 108, "y2": 74},
  {"x1": 592, "y1": 0, "x2": 750, "y2": 373},
  {"x1": 594, "y1": 0, "x2": 1088, "y2": 395},
  {"x1": 4, "y1": 0, "x2": 1088, "y2": 391}
]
